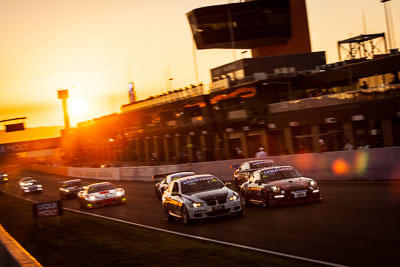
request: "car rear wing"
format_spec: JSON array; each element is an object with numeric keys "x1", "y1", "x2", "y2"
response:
[
  {"x1": 230, "y1": 164, "x2": 240, "y2": 169},
  {"x1": 58, "y1": 179, "x2": 82, "y2": 184},
  {"x1": 152, "y1": 171, "x2": 192, "y2": 182}
]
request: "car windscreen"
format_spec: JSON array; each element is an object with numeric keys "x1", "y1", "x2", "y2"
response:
[
  {"x1": 181, "y1": 176, "x2": 224, "y2": 194},
  {"x1": 260, "y1": 167, "x2": 302, "y2": 182},
  {"x1": 278, "y1": 167, "x2": 302, "y2": 179},
  {"x1": 63, "y1": 181, "x2": 81, "y2": 188},
  {"x1": 89, "y1": 183, "x2": 116, "y2": 193},
  {"x1": 250, "y1": 161, "x2": 275, "y2": 169}
]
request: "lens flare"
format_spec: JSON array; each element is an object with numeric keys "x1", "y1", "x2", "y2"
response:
[
  {"x1": 332, "y1": 158, "x2": 350, "y2": 175},
  {"x1": 354, "y1": 150, "x2": 369, "y2": 176}
]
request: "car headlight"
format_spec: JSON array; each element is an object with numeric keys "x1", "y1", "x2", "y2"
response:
[
  {"x1": 89, "y1": 195, "x2": 96, "y2": 201},
  {"x1": 309, "y1": 180, "x2": 317, "y2": 187},
  {"x1": 192, "y1": 202, "x2": 203, "y2": 208},
  {"x1": 270, "y1": 186, "x2": 280, "y2": 193},
  {"x1": 37, "y1": 185, "x2": 42, "y2": 188},
  {"x1": 116, "y1": 191, "x2": 122, "y2": 197},
  {"x1": 64, "y1": 189, "x2": 69, "y2": 192},
  {"x1": 229, "y1": 193, "x2": 239, "y2": 201}
]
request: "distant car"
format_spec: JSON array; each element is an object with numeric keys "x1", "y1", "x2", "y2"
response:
[
  {"x1": 19, "y1": 176, "x2": 34, "y2": 186},
  {"x1": 232, "y1": 159, "x2": 277, "y2": 187},
  {"x1": 240, "y1": 166, "x2": 321, "y2": 207},
  {"x1": 154, "y1": 171, "x2": 195, "y2": 200},
  {"x1": 59, "y1": 179, "x2": 83, "y2": 200},
  {"x1": 77, "y1": 182, "x2": 127, "y2": 209},
  {"x1": 162, "y1": 174, "x2": 242, "y2": 224},
  {"x1": 19, "y1": 179, "x2": 43, "y2": 194},
  {"x1": 0, "y1": 172, "x2": 8, "y2": 183}
]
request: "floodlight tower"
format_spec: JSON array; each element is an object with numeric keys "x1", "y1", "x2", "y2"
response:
[{"x1": 57, "y1": 89, "x2": 70, "y2": 130}]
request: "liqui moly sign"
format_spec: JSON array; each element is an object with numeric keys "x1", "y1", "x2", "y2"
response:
[{"x1": 32, "y1": 201, "x2": 63, "y2": 218}]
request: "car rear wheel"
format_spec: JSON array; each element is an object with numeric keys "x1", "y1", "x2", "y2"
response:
[
  {"x1": 182, "y1": 206, "x2": 191, "y2": 224},
  {"x1": 155, "y1": 188, "x2": 162, "y2": 200}
]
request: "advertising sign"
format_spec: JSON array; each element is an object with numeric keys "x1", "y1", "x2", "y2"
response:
[{"x1": 32, "y1": 201, "x2": 63, "y2": 218}]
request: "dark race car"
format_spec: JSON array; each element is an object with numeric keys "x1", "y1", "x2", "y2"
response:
[
  {"x1": 232, "y1": 159, "x2": 277, "y2": 188},
  {"x1": 77, "y1": 182, "x2": 127, "y2": 209},
  {"x1": 59, "y1": 179, "x2": 83, "y2": 200},
  {"x1": 20, "y1": 179, "x2": 43, "y2": 194},
  {"x1": 0, "y1": 172, "x2": 8, "y2": 183},
  {"x1": 240, "y1": 166, "x2": 321, "y2": 207},
  {"x1": 154, "y1": 171, "x2": 195, "y2": 200}
]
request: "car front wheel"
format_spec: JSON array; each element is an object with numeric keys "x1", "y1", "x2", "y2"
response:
[
  {"x1": 240, "y1": 190, "x2": 249, "y2": 206},
  {"x1": 262, "y1": 191, "x2": 269, "y2": 208},
  {"x1": 182, "y1": 206, "x2": 191, "y2": 225},
  {"x1": 164, "y1": 206, "x2": 174, "y2": 222}
]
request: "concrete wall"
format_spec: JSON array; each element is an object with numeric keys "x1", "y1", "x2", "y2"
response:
[
  {"x1": 27, "y1": 164, "x2": 68, "y2": 177},
  {"x1": 0, "y1": 225, "x2": 42, "y2": 267},
  {"x1": 26, "y1": 147, "x2": 400, "y2": 182}
]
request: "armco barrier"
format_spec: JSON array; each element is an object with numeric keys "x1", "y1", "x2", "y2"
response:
[
  {"x1": 26, "y1": 147, "x2": 400, "y2": 182},
  {"x1": 0, "y1": 225, "x2": 42, "y2": 267}
]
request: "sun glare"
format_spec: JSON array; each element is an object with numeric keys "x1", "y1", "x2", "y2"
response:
[{"x1": 69, "y1": 98, "x2": 88, "y2": 116}]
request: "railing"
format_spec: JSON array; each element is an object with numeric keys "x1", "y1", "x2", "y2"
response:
[
  {"x1": 121, "y1": 84, "x2": 209, "y2": 113},
  {"x1": 269, "y1": 84, "x2": 400, "y2": 113}
]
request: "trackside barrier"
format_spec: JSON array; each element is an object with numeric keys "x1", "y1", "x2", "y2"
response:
[
  {"x1": 26, "y1": 164, "x2": 68, "y2": 176},
  {"x1": 191, "y1": 147, "x2": 400, "y2": 181},
  {"x1": 68, "y1": 167, "x2": 120, "y2": 180},
  {"x1": 0, "y1": 225, "x2": 42, "y2": 267},
  {"x1": 26, "y1": 147, "x2": 400, "y2": 182},
  {"x1": 120, "y1": 164, "x2": 192, "y2": 181}
]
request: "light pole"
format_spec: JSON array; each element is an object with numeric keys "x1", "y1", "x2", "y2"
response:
[
  {"x1": 168, "y1": 77, "x2": 174, "y2": 91},
  {"x1": 57, "y1": 89, "x2": 70, "y2": 130},
  {"x1": 381, "y1": 0, "x2": 396, "y2": 49}
]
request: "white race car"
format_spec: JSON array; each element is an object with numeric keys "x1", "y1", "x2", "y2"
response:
[
  {"x1": 162, "y1": 174, "x2": 242, "y2": 224},
  {"x1": 77, "y1": 182, "x2": 127, "y2": 209}
]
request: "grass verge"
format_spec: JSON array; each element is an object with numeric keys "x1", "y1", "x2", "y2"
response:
[{"x1": 0, "y1": 191, "x2": 322, "y2": 267}]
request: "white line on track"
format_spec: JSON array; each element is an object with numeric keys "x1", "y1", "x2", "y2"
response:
[{"x1": 2, "y1": 190, "x2": 349, "y2": 267}]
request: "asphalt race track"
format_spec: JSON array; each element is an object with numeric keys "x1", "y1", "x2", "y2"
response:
[{"x1": 2, "y1": 170, "x2": 400, "y2": 267}]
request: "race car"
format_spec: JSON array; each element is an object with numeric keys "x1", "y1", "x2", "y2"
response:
[
  {"x1": 232, "y1": 159, "x2": 277, "y2": 187},
  {"x1": 154, "y1": 171, "x2": 195, "y2": 200},
  {"x1": 162, "y1": 174, "x2": 242, "y2": 224},
  {"x1": 59, "y1": 179, "x2": 83, "y2": 200},
  {"x1": 77, "y1": 182, "x2": 127, "y2": 209},
  {"x1": 0, "y1": 172, "x2": 8, "y2": 183},
  {"x1": 240, "y1": 166, "x2": 321, "y2": 207},
  {"x1": 19, "y1": 179, "x2": 43, "y2": 194},
  {"x1": 19, "y1": 176, "x2": 34, "y2": 186}
]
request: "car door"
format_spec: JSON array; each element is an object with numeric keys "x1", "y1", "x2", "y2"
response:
[
  {"x1": 167, "y1": 182, "x2": 183, "y2": 216},
  {"x1": 247, "y1": 172, "x2": 263, "y2": 201},
  {"x1": 238, "y1": 162, "x2": 250, "y2": 184}
]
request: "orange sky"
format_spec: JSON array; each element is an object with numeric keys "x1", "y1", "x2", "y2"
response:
[{"x1": 0, "y1": 0, "x2": 398, "y2": 134}]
